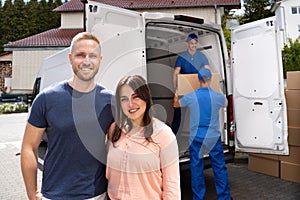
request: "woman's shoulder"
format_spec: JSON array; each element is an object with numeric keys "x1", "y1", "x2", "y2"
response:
[{"x1": 152, "y1": 118, "x2": 176, "y2": 141}]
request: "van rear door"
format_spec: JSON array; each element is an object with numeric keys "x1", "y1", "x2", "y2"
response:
[
  {"x1": 231, "y1": 16, "x2": 289, "y2": 155},
  {"x1": 86, "y1": 2, "x2": 146, "y2": 91}
]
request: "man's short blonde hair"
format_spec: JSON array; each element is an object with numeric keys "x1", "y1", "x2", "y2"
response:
[{"x1": 70, "y1": 32, "x2": 101, "y2": 54}]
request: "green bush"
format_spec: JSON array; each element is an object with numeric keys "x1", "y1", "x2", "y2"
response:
[
  {"x1": 0, "y1": 102, "x2": 28, "y2": 114},
  {"x1": 282, "y1": 37, "x2": 300, "y2": 78}
]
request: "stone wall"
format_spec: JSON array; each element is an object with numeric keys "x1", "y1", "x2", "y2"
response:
[{"x1": 0, "y1": 62, "x2": 12, "y2": 93}]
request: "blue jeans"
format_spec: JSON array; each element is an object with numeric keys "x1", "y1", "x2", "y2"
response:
[{"x1": 190, "y1": 136, "x2": 231, "y2": 200}]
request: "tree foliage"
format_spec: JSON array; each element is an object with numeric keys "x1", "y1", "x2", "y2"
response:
[
  {"x1": 239, "y1": 0, "x2": 274, "y2": 25},
  {"x1": 282, "y1": 37, "x2": 300, "y2": 78},
  {"x1": 0, "y1": 0, "x2": 62, "y2": 54}
]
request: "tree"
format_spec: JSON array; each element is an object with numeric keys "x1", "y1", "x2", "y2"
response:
[
  {"x1": 282, "y1": 37, "x2": 300, "y2": 78},
  {"x1": 239, "y1": 0, "x2": 274, "y2": 25},
  {"x1": 221, "y1": 10, "x2": 234, "y2": 54},
  {"x1": 0, "y1": 0, "x2": 62, "y2": 54}
]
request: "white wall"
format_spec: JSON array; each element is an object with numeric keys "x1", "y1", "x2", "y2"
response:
[
  {"x1": 61, "y1": 12, "x2": 83, "y2": 29},
  {"x1": 277, "y1": 0, "x2": 300, "y2": 43},
  {"x1": 12, "y1": 50, "x2": 61, "y2": 93}
]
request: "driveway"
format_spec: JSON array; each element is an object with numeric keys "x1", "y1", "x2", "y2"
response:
[{"x1": 0, "y1": 113, "x2": 299, "y2": 199}]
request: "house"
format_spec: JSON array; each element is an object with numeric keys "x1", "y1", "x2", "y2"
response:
[
  {"x1": 271, "y1": 0, "x2": 300, "y2": 45},
  {"x1": 3, "y1": 0, "x2": 240, "y2": 95}
]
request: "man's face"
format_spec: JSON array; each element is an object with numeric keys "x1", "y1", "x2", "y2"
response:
[
  {"x1": 187, "y1": 39, "x2": 198, "y2": 53},
  {"x1": 69, "y1": 39, "x2": 102, "y2": 82}
]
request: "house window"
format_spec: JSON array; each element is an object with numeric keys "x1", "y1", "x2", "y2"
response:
[
  {"x1": 298, "y1": 25, "x2": 300, "y2": 32},
  {"x1": 291, "y1": 6, "x2": 300, "y2": 14}
]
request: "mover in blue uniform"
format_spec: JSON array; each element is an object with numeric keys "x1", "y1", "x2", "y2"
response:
[
  {"x1": 179, "y1": 68, "x2": 231, "y2": 200},
  {"x1": 172, "y1": 33, "x2": 210, "y2": 135}
]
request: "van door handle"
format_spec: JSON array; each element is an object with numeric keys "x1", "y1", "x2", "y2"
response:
[{"x1": 254, "y1": 102, "x2": 263, "y2": 105}]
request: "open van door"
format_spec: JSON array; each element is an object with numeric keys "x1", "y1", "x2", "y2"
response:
[
  {"x1": 231, "y1": 16, "x2": 289, "y2": 155},
  {"x1": 86, "y1": 1, "x2": 146, "y2": 91}
]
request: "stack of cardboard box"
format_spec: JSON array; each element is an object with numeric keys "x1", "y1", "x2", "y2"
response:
[
  {"x1": 248, "y1": 71, "x2": 300, "y2": 183},
  {"x1": 279, "y1": 71, "x2": 300, "y2": 183}
]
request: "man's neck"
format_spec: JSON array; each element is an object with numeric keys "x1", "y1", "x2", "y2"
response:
[
  {"x1": 68, "y1": 77, "x2": 96, "y2": 93},
  {"x1": 199, "y1": 81, "x2": 209, "y2": 88},
  {"x1": 188, "y1": 49, "x2": 196, "y2": 55}
]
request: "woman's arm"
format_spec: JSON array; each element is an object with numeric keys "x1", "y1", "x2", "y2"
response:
[{"x1": 159, "y1": 128, "x2": 181, "y2": 200}]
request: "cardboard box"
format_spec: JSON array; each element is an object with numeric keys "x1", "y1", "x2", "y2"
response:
[
  {"x1": 248, "y1": 153, "x2": 279, "y2": 160},
  {"x1": 285, "y1": 90, "x2": 300, "y2": 109},
  {"x1": 287, "y1": 109, "x2": 300, "y2": 127},
  {"x1": 280, "y1": 161, "x2": 300, "y2": 183},
  {"x1": 286, "y1": 71, "x2": 300, "y2": 90},
  {"x1": 248, "y1": 154, "x2": 279, "y2": 177},
  {"x1": 279, "y1": 146, "x2": 300, "y2": 164},
  {"x1": 177, "y1": 73, "x2": 221, "y2": 96},
  {"x1": 288, "y1": 127, "x2": 300, "y2": 147}
]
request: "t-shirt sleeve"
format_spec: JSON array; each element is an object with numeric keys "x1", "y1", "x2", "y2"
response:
[
  {"x1": 28, "y1": 92, "x2": 47, "y2": 128},
  {"x1": 218, "y1": 93, "x2": 226, "y2": 108},
  {"x1": 174, "y1": 56, "x2": 182, "y2": 68},
  {"x1": 179, "y1": 93, "x2": 193, "y2": 107},
  {"x1": 203, "y1": 55, "x2": 209, "y2": 66}
]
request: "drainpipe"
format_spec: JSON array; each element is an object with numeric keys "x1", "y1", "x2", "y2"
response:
[
  {"x1": 214, "y1": 4, "x2": 217, "y2": 24},
  {"x1": 81, "y1": 0, "x2": 88, "y2": 31}
]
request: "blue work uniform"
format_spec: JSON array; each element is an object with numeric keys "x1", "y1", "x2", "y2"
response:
[
  {"x1": 172, "y1": 50, "x2": 209, "y2": 135},
  {"x1": 175, "y1": 51, "x2": 209, "y2": 74},
  {"x1": 180, "y1": 87, "x2": 231, "y2": 200}
]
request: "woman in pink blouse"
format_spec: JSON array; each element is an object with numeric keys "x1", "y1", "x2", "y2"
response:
[{"x1": 106, "y1": 75, "x2": 181, "y2": 200}]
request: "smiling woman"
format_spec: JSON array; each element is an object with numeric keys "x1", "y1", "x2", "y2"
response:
[{"x1": 106, "y1": 75, "x2": 181, "y2": 200}]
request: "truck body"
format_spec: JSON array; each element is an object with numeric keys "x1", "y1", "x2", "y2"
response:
[{"x1": 33, "y1": 1, "x2": 289, "y2": 164}]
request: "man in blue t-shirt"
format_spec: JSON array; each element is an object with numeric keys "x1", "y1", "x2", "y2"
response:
[
  {"x1": 179, "y1": 68, "x2": 231, "y2": 200},
  {"x1": 21, "y1": 32, "x2": 114, "y2": 200},
  {"x1": 172, "y1": 33, "x2": 210, "y2": 135}
]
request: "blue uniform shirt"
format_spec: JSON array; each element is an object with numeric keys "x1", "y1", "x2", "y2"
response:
[
  {"x1": 175, "y1": 51, "x2": 209, "y2": 74},
  {"x1": 180, "y1": 88, "x2": 226, "y2": 140}
]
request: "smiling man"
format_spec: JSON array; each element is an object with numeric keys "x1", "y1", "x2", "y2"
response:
[{"x1": 21, "y1": 32, "x2": 114, "y2": 200}]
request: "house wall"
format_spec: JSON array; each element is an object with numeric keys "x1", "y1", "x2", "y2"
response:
[
  {"x1": 276, "y1": 0, "x2": 300, "y2": 43},
  {"x1": 61, "y1": 12, "x2": 83, "y2": 28},
  {"x1": 11, "y1": 50, "x2": 61, "y2": 93}
]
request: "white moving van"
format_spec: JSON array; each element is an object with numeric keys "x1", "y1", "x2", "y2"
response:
[{"x1": 33, "y1": 1, "x2": 289, "y2": 165}]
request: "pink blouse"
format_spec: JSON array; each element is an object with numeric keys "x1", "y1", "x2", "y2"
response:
[{"x1": 106, "y1": 118, "x2": 181, "y2": 200}]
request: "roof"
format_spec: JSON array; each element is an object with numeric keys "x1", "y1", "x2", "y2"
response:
[
  {"x1": 4, "y1": 28, "x2": 83, "y2": 48},
  {"x1": 54, "y1": 0, "x2": 241, "y2": 12}
]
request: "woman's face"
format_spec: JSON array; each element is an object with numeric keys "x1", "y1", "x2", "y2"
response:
[{"x1": 120, "y1": 84, "x2": 147, "y2": 126}]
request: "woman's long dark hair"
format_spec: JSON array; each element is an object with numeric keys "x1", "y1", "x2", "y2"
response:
[{"x1": 111, "y1": 75, "x2": 154, "y2": 144}]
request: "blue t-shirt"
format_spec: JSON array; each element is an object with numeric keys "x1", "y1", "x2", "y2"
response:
[
  {"x1": 180, "y1": 88, "x2": 226, "y2": 139},
  {"x1": 175, "y1": 51, "x2": 209, "y2": 74},
  {"x1": 28, "y1": 81, "x2": 114, "y2": 200}
]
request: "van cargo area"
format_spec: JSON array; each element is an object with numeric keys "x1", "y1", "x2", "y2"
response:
[{"x1": 144, "y1": 22, "x2": 230, "y2": 162}]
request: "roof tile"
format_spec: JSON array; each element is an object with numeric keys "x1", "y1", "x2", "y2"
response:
[
  {"x1": 4, "y1": 29, "x2": 83, "y2": 48},
  {"x1": 54, "y1": 0, "x2": 241, "y2": 12}
]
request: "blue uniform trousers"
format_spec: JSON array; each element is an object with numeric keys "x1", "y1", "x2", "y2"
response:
[{"x1": 190, "y1": 136, "x2": 231, "y2": 200}]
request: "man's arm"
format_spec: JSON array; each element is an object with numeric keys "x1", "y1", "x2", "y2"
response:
[
  {"x1": 203, "y1": 65, "x2": 212, "y2": 71},
  {"x1": 21, "y1": 123, "x2": 45, "y2": 200},
  {"x1": 173, "y1": 67, "x2": 181, "y2": 91}
]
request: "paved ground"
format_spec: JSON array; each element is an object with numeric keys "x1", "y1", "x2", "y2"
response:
[
  {"x1": 0, "y1": 113, "x2": 300, "y2": 199},
  {"x1": 0, "y1": 113, "x2": 42, "y2": 200}
]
